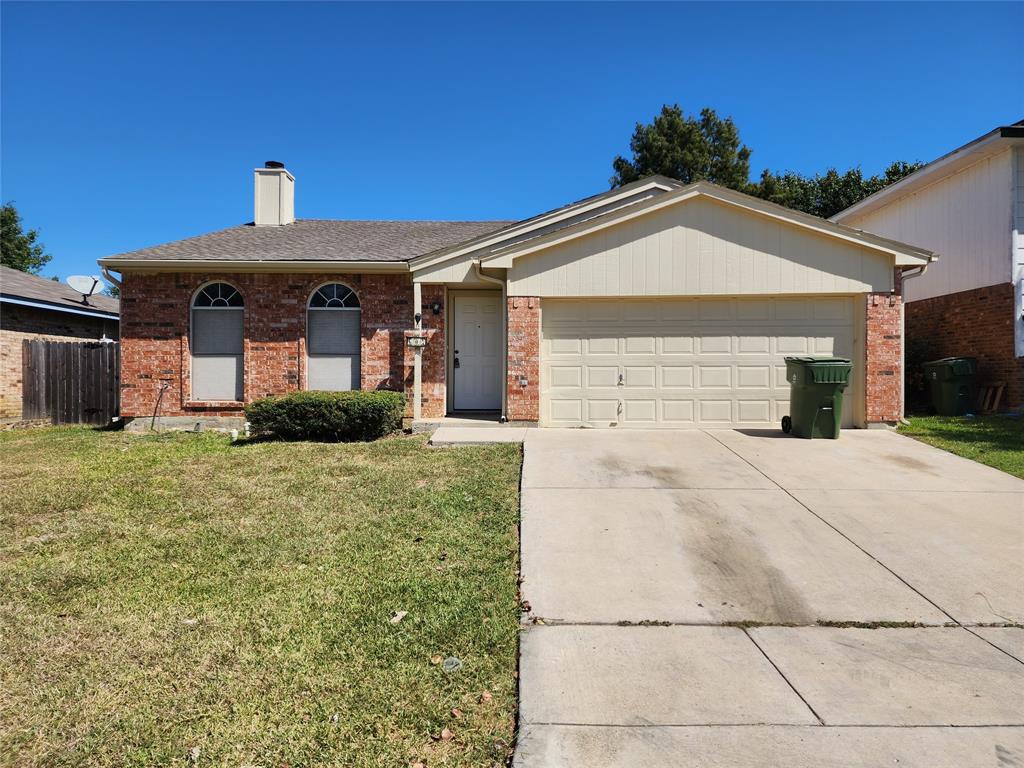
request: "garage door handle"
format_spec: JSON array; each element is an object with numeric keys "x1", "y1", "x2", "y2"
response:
[{"x1": 618, "y1": 372, "x2": 624, "y2": 386}]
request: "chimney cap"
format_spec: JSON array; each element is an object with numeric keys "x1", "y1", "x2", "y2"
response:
[{"x1": 264, "y1": 160, "x2": 285, "y2": 169}]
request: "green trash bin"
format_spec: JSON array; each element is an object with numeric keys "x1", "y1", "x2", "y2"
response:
[
  {"x1": 782, "y1": 357, "x2": 853, "y2": 439},
  {"x1": 921, "y1": 357, "x2": 977, "y2": 416}
]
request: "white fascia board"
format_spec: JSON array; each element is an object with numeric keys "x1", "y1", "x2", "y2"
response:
[
  {"x1": 1, "y1": 295, "x2": 119, "y2": 320},
  {"x1": 484, "y1": 183, "x2": 936, "y2": 267},
  {"x1": 407, "y1": 179, "x2": 678, "y2": 273},
  {"x1": 97, "y1": 258, "x2": 410, "y2": 274},
  {"x1": 833, "y1": 131, "x2": 1024, "y2": 223}
]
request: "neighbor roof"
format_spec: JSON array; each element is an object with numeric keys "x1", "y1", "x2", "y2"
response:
[
  {"x1": 1, "y1": 265, "x2": 119, "y2": 318},
  {"x1": 833, "y1": 119, "x2": 1024, "y2": 223},
  {"x1": 101, "y1": 219, "x2": 514, "y2": 265}
]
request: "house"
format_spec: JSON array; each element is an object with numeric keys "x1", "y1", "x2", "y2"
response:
[
  {"x1": 99, "y1": 163, "x2": 936, "y2": 432},
  {"x1": 834, "y1": 121, "x2": 1024, "y2": 410},
  {"x1": 1, "y1": 265, "x2": 119, "y2": 421}
]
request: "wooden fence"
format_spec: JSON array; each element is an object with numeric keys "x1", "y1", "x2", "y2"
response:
[{"x1": 22, "y1": 340, "x2": 120, "y2": 425}]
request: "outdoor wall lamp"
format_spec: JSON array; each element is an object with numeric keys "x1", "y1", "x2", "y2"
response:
[
  {"x1": 414, "y1": 312, "x2": 422, "y2": 324},
  {"x1": 431, "y1": 301, "x2": 442, "y2": 315}
]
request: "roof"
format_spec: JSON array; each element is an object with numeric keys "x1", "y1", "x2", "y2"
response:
[
  {"x1": 833, "y1": 119, "x2": 1024, "y2": 223},
  {"x1": 101, "y1": 219, "x2": 514, "y2": 266},
  {"x1": 473, "y1": 180, "x2": 937, "y2": 269},
  {"x1": 1, "y1": 265, "x2": 119, "y2": 318}
]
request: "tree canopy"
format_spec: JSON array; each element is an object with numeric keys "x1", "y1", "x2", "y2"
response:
[
  {"x1": 611, "y1": 105, "x2": 752, "y2": 189},
  {"x1": 611, "y1": 105, "x2": 921, "y2": 219},
  {"x1": 1, "y1": 203, "x2": 51, "y2": 274}
]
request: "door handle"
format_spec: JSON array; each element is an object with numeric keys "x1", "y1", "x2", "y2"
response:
[{"x1": 454, "y1": 357, "x2": 460, "y2": 369}]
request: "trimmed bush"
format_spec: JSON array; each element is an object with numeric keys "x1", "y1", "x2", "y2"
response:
[{"x1": 245, "y1": 390, "x2": 405, "y2": 442}]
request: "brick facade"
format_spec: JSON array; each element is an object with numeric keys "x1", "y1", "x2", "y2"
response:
[
  {"x1": 120, "y1": 271, "x2": 445, "y2": 420},
  {"x1": 864, "y1": 291, "x2": 903, "y2": 423},
  {"x1": 506, "y1": 296, "x2": 541, "y2": 421},
  {"x1": 905, "y1": 282, "x2": 1023, "y2": 410},
  {"x1": 0, "y1": 304, "x2": 118, "y2": 421}
]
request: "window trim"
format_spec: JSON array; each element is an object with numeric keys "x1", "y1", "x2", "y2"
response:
[
  {"x1": 190, "y1": 281, "x2": 245, "y2": 402},
  {"x1": 305, "y1": 282, "x2": 361, "y2": 391}
]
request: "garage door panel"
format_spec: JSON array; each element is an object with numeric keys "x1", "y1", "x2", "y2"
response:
[
  {"x1": 661, "y1": 366, "x2": 694, "y2": 388},
  {"x1": 662, "y1": 336, "x2": 694, "y2": 354},
  {"x1": 661, "y1": 399, "x2": 695, "y2": 423},
  {"x1": 586, "y1": 366, "x2": 619, "y2": 388},
  {"x1": 624, "y1": 335, "x2": 656, "y2": 355},
  {"x1": 541, "y1": 297, "x2": 857, "y2": 429},
  {"x1": 737, "y1": 400, "x2": 772, "y2": 423},
  {"x1": 698, "y1": 335, "x2": 732, "y2": 354},
  {"x1": 624, "y1": 366, "x2": 656, "y2": 388}
]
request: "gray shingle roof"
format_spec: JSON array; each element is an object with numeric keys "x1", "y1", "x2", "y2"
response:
[
  {"x1": 1, "y1": 265, "x2": 119, "y2": 316},
  {"x1": 104, "y1": 219, "x2": 515, "y2": 264}
]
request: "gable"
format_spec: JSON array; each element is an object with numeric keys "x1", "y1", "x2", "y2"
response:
[{"x1": 507, "y1": 196, "x2": 897, "y2": 298}]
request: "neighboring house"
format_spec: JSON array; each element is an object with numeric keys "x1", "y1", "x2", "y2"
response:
[
  {"x1": 0, "y1": 265, "x2": 119, "y2": 421},
  {"x1": 834, "y1": 120, "x2": 1024, "y2": 410},
  {"x1": 100, "y1": 162, "x2": 935, "y2": 432}
]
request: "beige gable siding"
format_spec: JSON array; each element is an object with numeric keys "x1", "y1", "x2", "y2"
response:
[
  {"x1": 842, "y1": 148, "x2": 1013, "y2": 303},
  {"x1": 507, "y1": 197, "x2": 894, "y2": 298}
]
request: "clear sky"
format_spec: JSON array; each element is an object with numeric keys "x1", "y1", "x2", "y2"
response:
[{"x1": 2, "y1": 1, "x2": 1021, "y2": 280}]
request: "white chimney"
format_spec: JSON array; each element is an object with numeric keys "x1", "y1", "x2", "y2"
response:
[{"x1": 254, "y1": 161, "x2": 295, "y2": 226}]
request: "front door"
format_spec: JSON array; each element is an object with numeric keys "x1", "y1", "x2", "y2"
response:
[{"x1": 452, "y1": 292, "x2": 502, "y2": 410}]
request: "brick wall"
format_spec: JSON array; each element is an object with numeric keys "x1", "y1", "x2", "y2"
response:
[
  {"x1": 864, "y1": 292, "x2": 903, "y2": 423},
  {"x1": 0, "y1": 305, "x2": 118, "y2": 420},
  {"x1": 507, "y1": 296, "x2": 540, "y2": 422},
  {"x1": 905, "y1": 282, "x2": 1022, "y2": 410},
  {"x1": 119, "y1": 271, "x2": 433, "y2": 418}
]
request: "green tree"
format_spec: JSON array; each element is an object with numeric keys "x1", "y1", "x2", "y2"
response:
[
  {"x1": 1, "y1": 203, "x2": 51, "y2": 274},
  {"x1": 611, "y1": 104, "x2": 752, "y2": 189},
  {"x1": 752, "y1": 161, "x2": 923, "y2": 219}
]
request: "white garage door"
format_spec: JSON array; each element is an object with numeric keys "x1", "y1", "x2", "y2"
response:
[{"x1": 541, "y1": 297, "x2": 859, "y2": 429}]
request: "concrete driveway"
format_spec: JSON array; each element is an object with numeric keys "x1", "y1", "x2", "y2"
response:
[{"x1": 515, "y1": 429, "x2": 1024, "y2": 767}]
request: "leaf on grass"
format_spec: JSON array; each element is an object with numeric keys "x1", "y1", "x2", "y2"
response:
[
  {"x1": 441, "y1": 728, "x2": 454, "y2": 741},
  {"x1": 390, "y1": 610, "x2": 408, "y2": 624}
]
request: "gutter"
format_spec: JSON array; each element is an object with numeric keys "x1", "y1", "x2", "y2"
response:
[
  {"x1": 97, "y1": 258, "x2": 409, "y2": 274},
  {"x1": 472, "y1": 260, "x2": 508, "y2": 422},
  {"x1": 0, "y1": 295, "x2": 119, "y2": 321}
]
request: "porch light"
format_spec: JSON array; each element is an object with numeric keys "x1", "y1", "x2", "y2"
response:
[{"x1": 431, "y1": 301, "x2": 441, "y2": 315}]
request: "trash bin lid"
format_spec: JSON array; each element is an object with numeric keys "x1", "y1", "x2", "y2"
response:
[
  {"x1": 923, "y1": 357, "x2": 977, "y2": 374},
  {"x1": 784, "y1": 356, "x2": 852, "y2": 365}
]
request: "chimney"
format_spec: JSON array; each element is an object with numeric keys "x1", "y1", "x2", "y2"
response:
[{"x1": 254, "y1": 161, "x2": 295, "y2": 226}]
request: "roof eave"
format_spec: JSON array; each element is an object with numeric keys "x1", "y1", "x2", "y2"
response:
[
  {"x1": 481, "y1": 181, "x2": 935, "y2": 268},
  {"x1": 1, "y1": 294, "x2": 120, "y2": 320},
  {"x1": 98, "y1": 258, "x2": 411, "y2": 273}
]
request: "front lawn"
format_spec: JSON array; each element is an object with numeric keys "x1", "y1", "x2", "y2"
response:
[
  {"x1": 0, "y1": 428, "x2": 522, "y2": 767},
  {"x1": 898, "y1": 415, "x2": 1024, "y2": 479}
]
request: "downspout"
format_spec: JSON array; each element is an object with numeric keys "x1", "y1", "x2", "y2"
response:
[
  {"x1": 100, "y1": 265, "x2": 121, "y2": 290},
  {"x1": 472, "y1": 260, "x2": 508, "y2": 422},
  {"x1": 898, "y1": 262, "x2": 931, "y2": 425}
]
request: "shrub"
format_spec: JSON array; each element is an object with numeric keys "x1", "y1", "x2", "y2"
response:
[{"x1": 245, "y1": 390, "x2": 405, "y2": 442}]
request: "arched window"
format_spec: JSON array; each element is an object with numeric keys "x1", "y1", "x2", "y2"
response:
[
  {"x1": 191, "y1": 282, "x2": 244, "y2": 401},
  {"x1": 307, "y1": 283, "x2": 361, "y2": 391}
]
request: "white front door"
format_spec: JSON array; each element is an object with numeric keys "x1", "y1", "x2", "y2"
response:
[{"x1": 452, "y1": 292, "x2": 502, "y2": 410}]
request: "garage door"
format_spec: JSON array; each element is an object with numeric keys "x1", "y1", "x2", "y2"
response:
[{"x1": 541, "y1": 297, "x2": 859, "y2": 428}]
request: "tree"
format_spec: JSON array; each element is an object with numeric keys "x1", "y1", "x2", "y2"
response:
[
  {"x1": 1, "y1": 203, "x2": 51, "y2": 274},
  {"x1": 104, "y1": 282, "x2": 120, "y2": 298},
  {"x1": 752, "y1": 161, "x2": 923, "y2": 219},
  {"x1": 611, "y1": 105, "x2": 752, "y2": 189}
]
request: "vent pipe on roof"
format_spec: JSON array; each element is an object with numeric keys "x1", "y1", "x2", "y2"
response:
[{"x1": 254, "y1": 161, "x2": 295, "y2": 226}]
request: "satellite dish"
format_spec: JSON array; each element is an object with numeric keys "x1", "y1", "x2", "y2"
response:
[{"x1": 67, "y1": 275, "x2": 101, "y2": 301}]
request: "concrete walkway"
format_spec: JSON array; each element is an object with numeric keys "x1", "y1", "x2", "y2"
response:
[{"x1": 515, "y1": 429, "x2": 1024, "y2": 767}]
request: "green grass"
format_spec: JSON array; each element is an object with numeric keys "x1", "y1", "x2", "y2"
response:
[
  {"x1": 0, "y1": 428, "x2": 522, "y2": 767},
  {"x1": 899, "y1": 415, "x2": 1024, "y2": 479}
]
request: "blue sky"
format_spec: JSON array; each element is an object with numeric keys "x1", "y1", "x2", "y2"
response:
[{"x1": 2, "y1": 2, "x2": 1020, "y2": 280}]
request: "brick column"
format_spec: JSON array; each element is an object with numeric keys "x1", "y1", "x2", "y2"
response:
[
  {"x1": 865, "y1": 292, "x2": 902, "y2": 423},
  {"x1": 507, "y1": 296, "x2": 540, "y2": 422}
]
